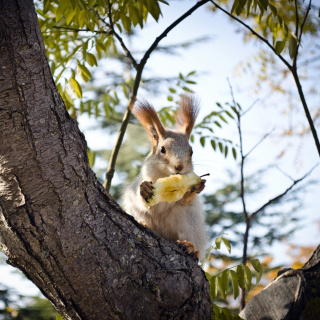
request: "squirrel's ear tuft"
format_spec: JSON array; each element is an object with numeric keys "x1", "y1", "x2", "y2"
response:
[
  {"x1": 175, "y1": 94, "x2": 200, "y2": 138},
  {"x1": 131, "y1": 100, "x2": 165, "y2": 145}
]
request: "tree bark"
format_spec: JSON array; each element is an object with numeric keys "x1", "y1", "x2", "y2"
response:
[
  {"x1": 240, "y1": 244, "x2": 320, "y2": 320},
  {"x1": 0, "y1": 1, "x2": 212, "y2": 319}
]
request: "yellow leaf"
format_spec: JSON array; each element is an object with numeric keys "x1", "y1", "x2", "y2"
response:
[{"x1": 68, "y1": 77, "x2": 82, "y2": 99}]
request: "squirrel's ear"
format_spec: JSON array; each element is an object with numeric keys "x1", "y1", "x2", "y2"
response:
[
  {"x1": 175, "y1": 94, "x2": 200, "y2": 138},
  {"x1": 132, "y1": 100, "x2": 165, "y2": 145}
]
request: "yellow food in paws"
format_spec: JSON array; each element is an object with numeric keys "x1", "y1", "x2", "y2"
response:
[{"x1": 147, "y1": 172, "x2": 201, "y2": 206}]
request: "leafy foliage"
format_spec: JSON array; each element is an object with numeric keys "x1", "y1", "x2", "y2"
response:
[{"x1": 203, "y1": 237, "x2": 263, "y2": 320}]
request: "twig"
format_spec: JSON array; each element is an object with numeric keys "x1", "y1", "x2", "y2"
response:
[
  {"x1": 107, "y1": 0, "x2": 138, "y2": 70},
  {"x1": 274, "y1": 165, "x2": 295, "y2": 182},
  {"x1": 250, "y1": 163, "x2": 319, "y2": 220},
  {"x1": 52, "y1": 26, "x2": 113, "y2": 35},
  {"x1": 104, "y1": 0, "x2": 210, "y2": 191},
  {"x1": 241, "y1": 99, "x2": 259, "y2": 117},
  {"x1": 209, "y1": 0, "x2": 292, "y2": 70},
  {"x1": 293, "y1": 0, "x2": 311, "y2": 68},
  {"x1": 244, "y1": 129, "x2": 275, "y2": 159}
]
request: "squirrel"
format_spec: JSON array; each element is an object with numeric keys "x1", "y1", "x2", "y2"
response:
[{"x1": 122, "y1": 95, "x2": 207, "y2": 261}]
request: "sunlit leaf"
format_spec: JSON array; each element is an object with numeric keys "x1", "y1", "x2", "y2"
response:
[
  {"x1": 210, "y1": 276, "x2": 218, "y2": 300},
  {"x1": 221, "y1": 237, "x2": 231, "y2": 253},
  {"x1": 68, "y1": 77, "x2": 82, "y2": 98},
  {"x1": 215, "y1": 235, "x2": 221, "y2": 249},
  {"x1": 86, "y1": 52, "x2": 98, "y2": 67}
]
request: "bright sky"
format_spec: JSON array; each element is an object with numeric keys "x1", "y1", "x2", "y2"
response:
[{"x1": 1, "y1": 0, "x2": 319, "y2": 297}]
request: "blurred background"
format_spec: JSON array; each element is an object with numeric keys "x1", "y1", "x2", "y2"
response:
[{"x1": 1, "y1": 0, "x2": 319, "y2": 318}]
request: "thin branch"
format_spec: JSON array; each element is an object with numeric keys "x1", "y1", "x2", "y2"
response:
[
  {"x1": 227, "y1": 79, "x2": 249, "y2": 221},
  {"x1": 107, "y1": 0, "x2": 138, "y2": 70},
  {"x1": 293, "y1": 0, "x2": 311, "y2": 68},
  {"x1": 52, "y1": 26, "x2": 113, "y2": 35},
  {"x1": 250, "y1": 163, "x2": 319, "y2": 221},
  {"x1": 104, "y1": 0, "x2": 210, "y2": 191},
  {"x1": 209, "y1": 0, "x2": 292, "y2": 70},
  {"x1": 275, "y1": 165, "x2": 295, "y2": 182},
  {"x1": 294, "y1": 0, "x2": 299, "y2": 38},
  {"x1": 244, "y1": 129, "x2": 275, "y2": 159},
  {"x1": 241, "y1": 99, "x2": 259, "y2": 117}
]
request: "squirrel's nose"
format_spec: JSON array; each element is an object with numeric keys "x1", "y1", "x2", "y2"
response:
[{"x1": 174, "y1": 164, "x2": 184, "y2": 172}]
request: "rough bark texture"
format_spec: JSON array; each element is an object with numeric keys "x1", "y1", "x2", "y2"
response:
[
  {"x1": 240, "y1": 244, "x2": 320, "y2": 320},
  {"x1": 0, "y1": 1, "x2": 212, "y2": 319}
]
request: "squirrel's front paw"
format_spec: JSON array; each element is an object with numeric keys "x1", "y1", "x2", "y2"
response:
[
  {"x1": 176, "y1": 240, "x2": 200, "y2": 262},
  {"x1": 190, "y1": 179, "x2": 206, "y2": 194},
  {"x1": 140, "y1": 181, "x2": 154, "y2": 203}
]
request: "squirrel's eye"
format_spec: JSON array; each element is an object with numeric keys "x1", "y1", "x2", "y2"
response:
[
  {"x1": 190, "y1": 149, "x2": 193, "y2": 157},
  {"x1": 161, "y1": 146, "x2": 166, "y2": 154}
]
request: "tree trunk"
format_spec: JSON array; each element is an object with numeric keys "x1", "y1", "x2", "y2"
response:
[
  {"x1": 0, "y1": 1, "x2": 212, "y2": 319},
  {"x1": 240, "y1": 244, "x2": 320, "y2": 320}
]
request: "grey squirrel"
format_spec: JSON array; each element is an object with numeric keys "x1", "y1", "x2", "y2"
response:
[{"x1": 122, "y1": 95, "x2": 207, "y2": 261}]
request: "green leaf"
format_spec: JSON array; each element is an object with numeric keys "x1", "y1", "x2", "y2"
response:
[
  {"x1": 237, "y1": 265, "x2": 245, "y2": 289},
  {"x1": 77, "y1": 64, "x2": 92, "y2": 79},
  {"x1": 269, "y1": 3, "x2": 277, "y2": 15},
  {"x1": 222, "y1": 308, "x2": 232, "y2": 320},
  {"x1": 221, "y1": 270, "x2": 229, "y2": 294},
  {"x1": 230, "y1": 270, "x2": 239, "y2": 300},
  {"x1": 211, "y1": 140, "x2": 216, "y2": 151},
  {"x1": 275, "y1": 39, "x2": 286, "y2": 55},
  {"x1": 224, "y1": 145, "x2": 228, "y2": 158},
  {"x1": 169, "y1": 88, "x2": 176, "y2": 93},
  {"x1": 86, "y1": 52, "x2": 98, "y2": 67},
  {"x1": 217, "y1": 276, "x2": 226, "y2": 300},
  {"x1": 289, "y1": 36, "x2": 297, "y2": 59},
  {"x1": 56, "y1": 314, "x2": 63, "y2": 320},
  {"x1": 258, "y1": 0, "x2": 269, "y2": 11},
  {"x1": 232, "y1": 148, "x2": 237, "y2": 160},
  {"x1": 68, "y1": 77, "x2": 82, "y2": 99},
  {"x1": 221, "y1": 238, "x2": 231, "y2": 253},
  {"x1": 78, "y1": 10, "x2": 86, "y2": 28},
  {"x1": 64, "y1": 85, "x2": 74, "y2": 106},
  {"x1": 167, "y1": 95, "x2": 173, "y2": 102},
  {"x1": 214, "y1": 121, "x2": 221, "y2": 128},
  {"x1": 87, "y1": 149, "x2": 96, "y2": 168},
  {"x1": 231, "y1": 0, "x2": 239, "y2": 15},
  {"x1": 250, "y1": 259, "x2": 263, "y2": 285},
  {"x1": 219, "y1": 115, "x2": 228, "y2": 123},
  {"x1": 200, "y1": 136, "x2": 205, "y2": 147},
  {"x1": 243, "y1": 265, "x2": 252, "y2": 291},
  {"x1": 225, "y1": 111, "x2": 234, "y2": 119},
  {"x1": 210, "y1": 276, "x2": 218, "y2": 300},
  {"x1": 190, "y1": 134, "x2": 194, "y2": 143},
  {"x1": 218, "y1": 142, "x2": 223, "y2": 153},
  {"x1": 66, "y1": 4, "x2": 78, "y2": 25},
  {"x1": 56, "y1": 0, "x2": 69, "y2": 22},
  {"x1": 212, "y1": 304, "x2": 220, "y2": 316},
  {"x1": 216, "y1": 102, "x2": 223, "y2": 108},
  {"x1": 215, "y1": 235, "x2": 221, "y2": 249}
]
